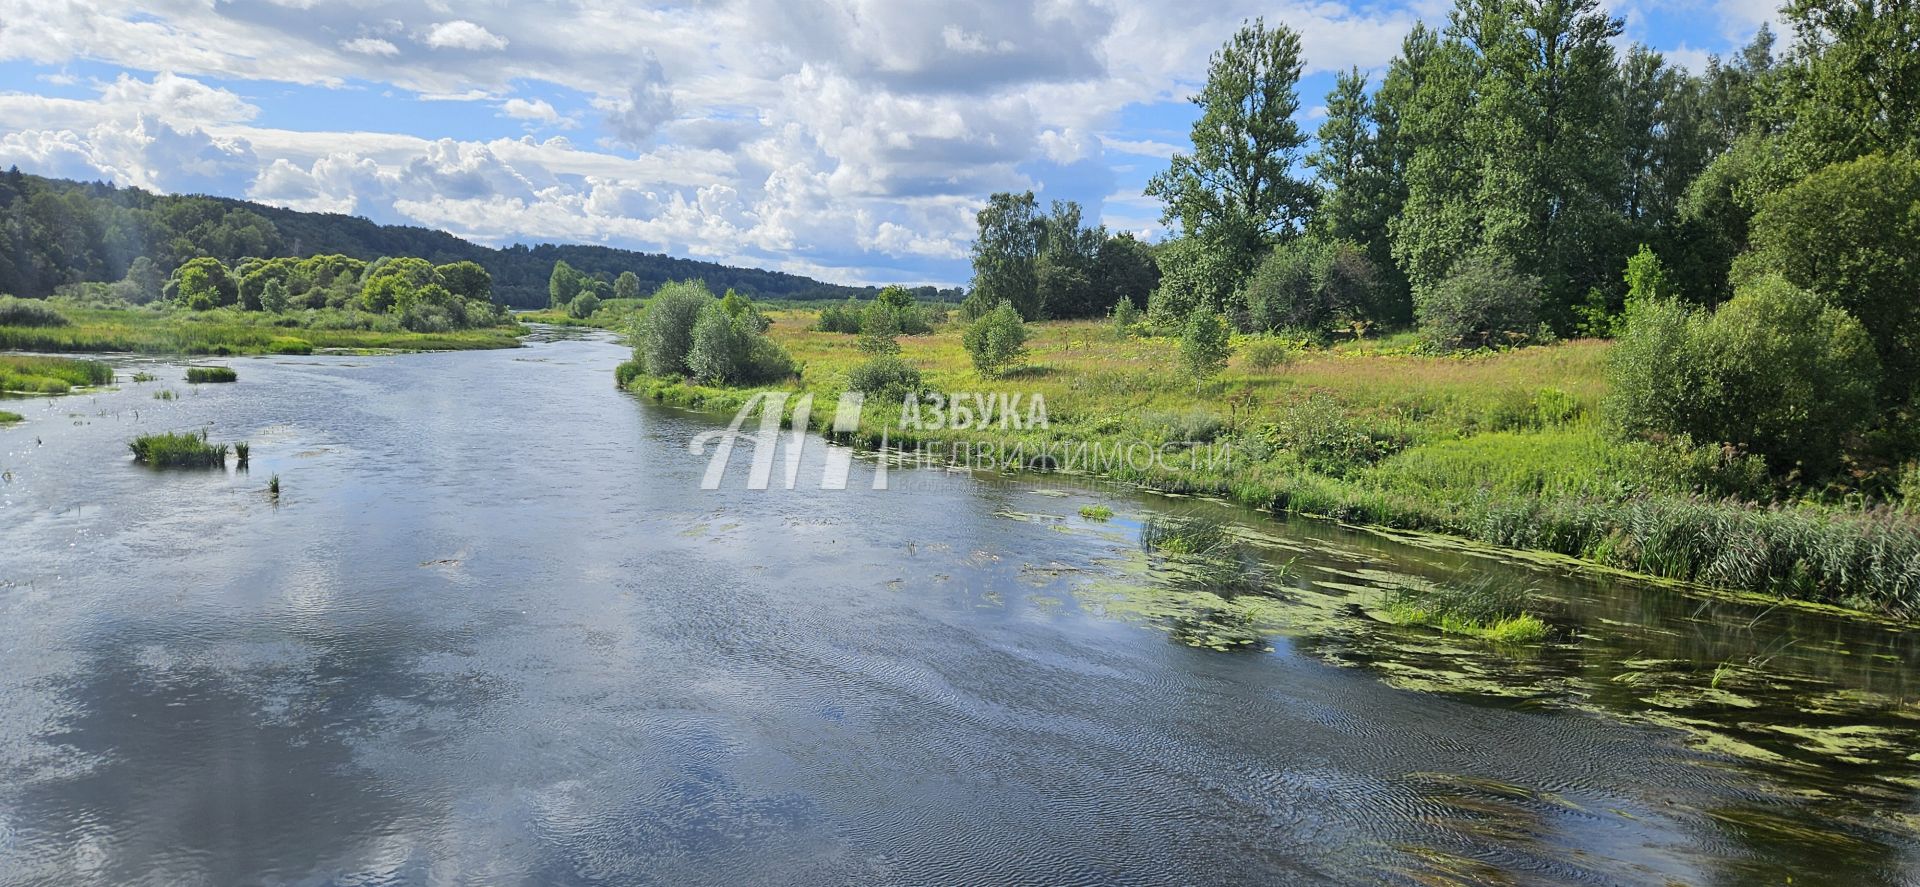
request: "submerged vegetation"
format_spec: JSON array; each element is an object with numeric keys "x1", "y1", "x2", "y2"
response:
[
  {"x1": 128, "y1": 430, "x2": 229, "y2": 468},
  {"x1": 185, "y1": 366, "x2": 237, "y2": 384},
  {"x1": 0, "y1": 355, "x2": 113, "y2": 394},
  {"x1": 1383, "y1": 576, "x2": 1550, "y2": 644}
]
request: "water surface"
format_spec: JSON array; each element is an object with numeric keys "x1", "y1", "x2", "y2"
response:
[{"x1": 3, "y1": 331, "x2": 1918, "y2": 886}]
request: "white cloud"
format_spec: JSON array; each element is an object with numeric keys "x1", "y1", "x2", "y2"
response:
[
  {"x1": 421, "y1": 20, "x2": 509, "y2": 52},
  {"x1": 498, "y1": 97, "x2": 573, "y2": 128},
  {"x1": 340, "y1": 37, "x2": 401, "y2": 57}
]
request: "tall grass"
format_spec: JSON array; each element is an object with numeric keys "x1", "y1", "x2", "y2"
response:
[
  {"x1": 185, "y1": 366, "x2": 238, "y2": 383},
  {"x1": 0, "y1": 410, "x2": 22, "y2": 424},
  {"x1": 129, "y1": 430, "x2": 228, "y2": 468},
  {"x1": 0, "y1": 355, "x2": 114, "y2": 394},
  {"x1": 1384, "y1": 575, "x2": 1549, "y2": 643}
]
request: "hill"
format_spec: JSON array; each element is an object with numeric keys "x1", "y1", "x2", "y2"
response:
[{"x1": 0, "y1": 169, "x2": 886, "y2": 306}]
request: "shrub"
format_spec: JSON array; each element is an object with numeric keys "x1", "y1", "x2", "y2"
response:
[
  {"x1": 568, "y1": 290, "x2": 602, "y2": 320},
  {"x1": 1415, "y1": 254, "x2": 1544, "y2": 351},
  {"x1": 845, "y1": 354, "x2": 925, "y2": 406},
  {"x1": 186, "y1": 366, "x2": 238, "y2": 383},
  {"x1": 1739, "y1": 153, "x2": 1920, "y2": 402},
  {"x1": 1242, "y1": 337, "x2": 1297, "y2": 371},
  {"x1": 0, "y1": 296, "x2": 70, "y2": 327},
  {"x1": 962, "y1": 301, "x2": 1029, "y2": 376},
  {"x1": 636, "y1": 280, "x2": 716, "y2": 377},
  {"x1": 1110, "y1": 297, "x2": 1141, "y2": 338},
  {"x1": 1179, "y1": 310, "x2": 1231, "y2": 380},
  {"x1": 1607, "y1": 276, "x2": 1881, "y2": 478},
  {"x1": 1260, "y1": 396, "x2": 1392, "y2": 477},
  {"x1": 816, "y1": 297, "x2": 864, "y2": 333},
  {"x1": 1241, "y1": 238, "x2": 1382, "y2": 335},
  {"x1": 857, "y1": 302, "x2": 902, "y2": 355},
  {"x1": 129, "y1": 430, "x2": 228, "y2": 468},
  {"x1": 685, "y1": 301, "x2": 795, "y2": 385},
  {"x1": 614, "y1": 359, "x2": 643, "y2": 389}
]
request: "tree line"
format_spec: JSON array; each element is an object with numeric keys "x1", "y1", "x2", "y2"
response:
[
  {"x1": 0, "y1": 171, "x2": 875, "y2": 307},
  {"x1": 963, "y1": 0, "x2": 1920, "y2": 490}
]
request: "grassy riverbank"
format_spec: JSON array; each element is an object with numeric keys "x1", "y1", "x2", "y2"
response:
[
  {"x1": 0, "y1": 355, "x2": 115, "y2": 394},
  {"x1": 623, "y1": 310, "x2": 1920, "y2": 616},
  {"x1": 0, "y1": 306, "x2": 525, "y2": 355}
]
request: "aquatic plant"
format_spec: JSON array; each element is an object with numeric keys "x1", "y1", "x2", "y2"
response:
[
  {"x1": 0, "y1": 355, "x2": 114, "y2": 394},
  {"x1": 234, "y1": 441, "x2": 250, "y2": 468},
  {"x1": 1384, "y1": 575, "x2": 1549, "y2": 644},
  {"x1": 129, "y1": 430, "x2": 228, "y2": 468},
  {"x1": 130, "y1": 371, "x2": 157, "y2": 382},
  {"x1": 1140, "y1": 515, "x2": 1229, "y2": 556},
  {"x1": 153, "y1": 389, "x2": 176, "y2": 401},
  {"x1": 1080, "y1": 504, "x2": 1114, "y2": 520},
  {"x1": 185, "y1": 366, "x2": 238, "y2": 383},
  {"x1": 268, "y1": 474, "x2": 280, "y2": 499},
  {"x1": 0, "y1": 410, "x2": 22, "y2": 424}
]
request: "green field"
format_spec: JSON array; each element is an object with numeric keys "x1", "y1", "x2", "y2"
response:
[{"x1": 623, "y1": 311, "x2": 1920, "y2": 615}]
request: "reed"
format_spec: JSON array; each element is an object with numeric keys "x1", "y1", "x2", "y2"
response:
[
  {"x1": 129, "y1": 430, "x2": 228, "y2": 468},
  {"x1": 185, "y1": 366, "x2": 238, "y2": 383}
]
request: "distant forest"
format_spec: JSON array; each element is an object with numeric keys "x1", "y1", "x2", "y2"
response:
[{"x1": 0, "y1": 171, "x2": 906, "y2": 306}]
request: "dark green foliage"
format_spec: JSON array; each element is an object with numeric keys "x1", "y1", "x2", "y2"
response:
[
  {"x1": 1739, "y1": 153, "x2": 1920, "y2": 403},
  {"x1": 173, "y1": 257, "x2": 238, "y2": 310},
  {"x1": 1607, "y1": 277, "x2": 1881, "y2": 477},
  {"x1": 1241, "y1": 238, "x2": 1383, "y2": 334},
  {"x1": 965, "y1": 192, "x2": 1042, "y2": 320},
  {"x1": 614, "y1": 359, "x2": 643, "y2": 389},
  {"x1": 568, "y1": 290, "x2": 602, "y2": 319},
  {"x1": 962, "y1": 301, "x2": 1029, "y2": 376},
  {"x1": 679, "y1": 292, "x2": 796, "y2": 385},
  {"x1": 0, "y1": 296, "x2": 69, "y2": 327},
  {"x1": 1415, "y1": 254, "x2": 1545, "y2": 351},
  {"x1": 186, "y1": 366, "x2": 238, "y2": 383},
  {"x1": 436, "y1": 261, "x2": 493, "y2": 303},
  {"x1": 815, "y1": 297, "x2": 864, "y2": 333},
  {"x1": 129, "y1": 430, "x2": 228, "y2": 468}
]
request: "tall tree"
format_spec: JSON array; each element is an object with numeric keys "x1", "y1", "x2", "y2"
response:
[
  {"x1": 1146, "y1": 17, "x2": 1316, "y2": 297},
  {"x1": 1775, "y1": 0, "x2": 1920, "y2": 166},
  {"x1": 964, "y1": 191, "x2": 1043, "y2": 320}
]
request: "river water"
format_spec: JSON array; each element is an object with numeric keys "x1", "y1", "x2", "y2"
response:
[{"x1": 3, "y1": 329, "x2": 1919, "y2": 886}]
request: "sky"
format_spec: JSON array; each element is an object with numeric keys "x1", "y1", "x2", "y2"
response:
[{"x1": 0, "y1": 0, "x2": 1781, "y2": 287}]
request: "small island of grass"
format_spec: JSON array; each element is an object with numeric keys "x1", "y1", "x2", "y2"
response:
[
  {"x1": 0, "y1": 410, "x2": 23, "y2": 424},
  {"x1": 129, "y1": 430, "x2": 230, "y2": 468},
  {"x1": 1383, "y1": 577, "x2": 1549, "y2": 645},
  {"x1": 186, "y1": 366, "x2": 238, "y2": 384},
  {"x1": 0, "y1": 355, "x2": 114, "y2": 394}
]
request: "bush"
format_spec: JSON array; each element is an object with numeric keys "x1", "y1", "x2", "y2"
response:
[
  {"x1": 685, "y1": 300, "x2": 796, "y2": 385},
  {"x1": 186, "y1": 366, "x2": 238, "y2": 383},
  {"x1": 1607, "y1": 276, "x2": 1881, "y2": 478},
  {"x1": 845, "y1": 354, "x2": 925, "y2": 406},
  {"x1": 614, "y1": 359, "x2": 643, "y2": 389},
  {"x1": 1179, "y1": 310, "x2": 1231, "y2": 380},
  {"x1": 0, "y1": 296, "x2": 70, "y2": 327},
  {"x1": 1739, "y1": 153, "x2": 1920, "y2": 403},
  {"x1": 1241, "y1": 238, "x2": 1382, "y2": 335},
  {"x1": 1241, "y1": 337, "x2": 1297, "y2": 371},
  {"x1": 962, "y1": 301, "x2": 1029, "y2": 376},
  {"x1": 569, "y1": 290, "x2": 602, "y2": 320},
  {"x1": 1110, "y1": 296, "x2": 1141, "y2": 338},
  {"x1": 637, "y1": 281, "x2": 716, "y2": 377},
  {"x1": 1415, "y1": 254, "x2": 1544, "y2": 351},
  {"x1": 816, "y1": 297, "x2": 864, "y2": 333}
]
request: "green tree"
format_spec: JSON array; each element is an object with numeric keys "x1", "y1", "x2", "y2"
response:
[
  {"x1": 436, "y1": 261, "x2": 493, "y2": 303},
  {"x1": 962, "y1": 301, "x2": 1029, "y2": 376},
  {"x1": 549, "y1": 260, "x2": 585, "y2": 310},
  {"x1": 1180, "y1": 310, "x2": 1233, "y2": 381},
  {"x1": 686, "y1": 301, "x2": 748, "y2": 384},
  {"x1": 260, "y1": 278, "x2": 289, "y2": 314},
  {"x1": 172, "y1": 257, "x2": 236, "y2": 311},
  {"x1": 1739, "y1": 153, "x2": 1920, "y2": 402},
  {"x1": 858, "y1": 301, "x2": 902, "y2": 355},
  {"x1": 614, "y1": 270, "x2": 642, "y2": 301},
  {"x1": 1774, "y1": 0, "x2": 1920, "y2": 167},
  {"x1": 122, "y1": 256, "x2": 164, "y2": 304},
  {"x1": 965, "y1": 192, "x2": 1042, "y2": 319},
  {"x1": 569, "y1": 290, "x2": 602, "y2": 319},
  {"x1": 1146, "y1": 18, "x2": 1315, "y2": 292},
  {"x1": 1090, "y1": 233, "x2": 1159, "y2": 319},
  {"x1": 636, "y1": 280, "x2": 715, "y2": 376}
]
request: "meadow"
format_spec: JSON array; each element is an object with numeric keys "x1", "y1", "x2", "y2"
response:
[
  {"x1": 0, "y1": 306, "x2": 525, "y2": 355},
  {"x1": 624, "y1": 310, "x2": 1920, "y2": 615}
]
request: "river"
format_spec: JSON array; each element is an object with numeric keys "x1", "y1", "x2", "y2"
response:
[{"x1": 2, "y1": 329, "x2": 1918, "y2": 886}]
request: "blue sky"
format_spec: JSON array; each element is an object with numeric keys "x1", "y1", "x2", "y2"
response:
[{"x1": 0, "y1": 0, "x2": 1779, "y2": 287}]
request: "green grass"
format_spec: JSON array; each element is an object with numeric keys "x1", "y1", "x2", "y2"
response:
[
  {"x1": 0, "y1": 306, "x2": 524, "y2": 355},
  {"x1": 0, "y1": 355, "x2": 115, "y2": 394},
  {"x1": 618, "y1": 312, "x2": 1920, "y2": 617},
  {"x1": 1383, "y1": 576, "x2": 1550, "y2": 644},
  {"x1": 1079, "y1": 504, "x2": 1114, "y2": 520},
  {"x1": 0, "y1": 410, "x2": 22, "y2": 424},
  {"x1": 153, "y1": 389, "x2": 176, "y2": 401},
  {"x1": 129, "y1": 430, "x2": 228, "y2": 468},
  {"x1": 185, "y1": 366, "x2": 238, "y2": 383},
  {"x1": 130, "y1": 371, "x2": 157, "y2": 382}
]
